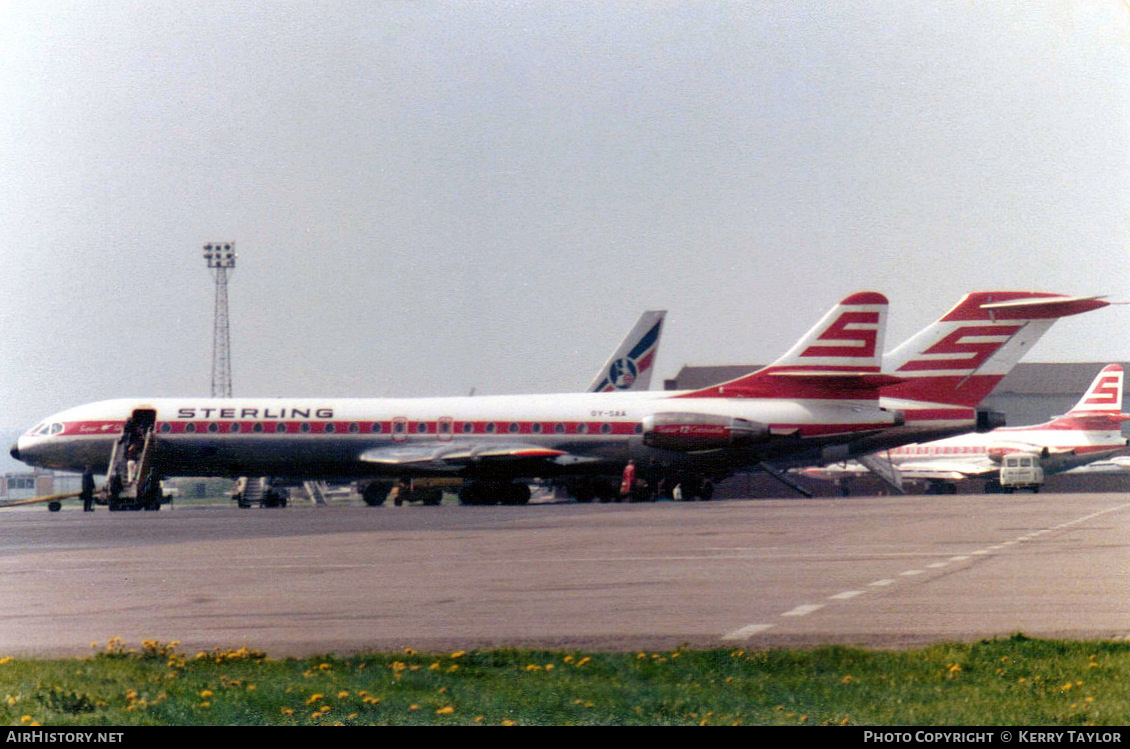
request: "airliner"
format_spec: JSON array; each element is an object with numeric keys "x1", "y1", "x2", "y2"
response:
[
  {"x1": 12, "y1": 293, "x2": 903, "y2": 506},
  {"x1": 802, "y1": 364, "x2": 1130, "y2": 494},
  {"x1": 9, "y1": 291, "x2": 1107, "y2": 507}
]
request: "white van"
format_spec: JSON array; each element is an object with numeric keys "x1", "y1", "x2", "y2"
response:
[{"x1": 999, "y1": 453, "x2": 1044, "y2": 493}]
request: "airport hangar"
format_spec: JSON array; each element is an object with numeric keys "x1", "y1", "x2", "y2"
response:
[{"x1": 663, "y1": 362, "x2": 1130, "y2": 497}]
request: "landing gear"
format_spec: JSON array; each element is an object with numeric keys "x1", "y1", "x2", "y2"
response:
[{"x1": 361, "y1": 481, "x2": 389, "y2": 507}]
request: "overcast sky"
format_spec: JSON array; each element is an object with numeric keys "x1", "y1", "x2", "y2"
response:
[{"x1": 2, "y1": 0, "x2": 1129, "y2": 434}]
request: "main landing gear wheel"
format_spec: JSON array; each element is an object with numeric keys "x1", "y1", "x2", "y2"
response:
[{"x1": 361, "y1": 482, "x2": 388, "y2": 507}]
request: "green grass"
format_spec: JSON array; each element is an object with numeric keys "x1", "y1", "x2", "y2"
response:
[{"x1": 0, "y1": 635, "x2": 1125, "y2": 725}]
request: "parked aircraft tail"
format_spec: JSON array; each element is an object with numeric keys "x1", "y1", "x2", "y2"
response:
[
  {"x1": 1047, "y1": 364, "x2": 1130, "y2": 430},
  {"x1": 881, "y1": 292, "x2": 1108, "y2": 408},
  {"x1": 588, "y1": 310, "x2": 666, "y2": 392},
  {"x1": 680, "y1": 292, "x2": 897, "y2": 400}
]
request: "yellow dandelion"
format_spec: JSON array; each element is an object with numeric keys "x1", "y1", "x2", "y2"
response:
[
  {"x1": 198, "y1": 702, "x2": 210, "y2": 709},
  {"x1": 337, "y1": 691, "x2": 349, "y2": 699},
  {"x1": 409, "y1": 703, "x2": 420, "y2": 711},
  {"x1": 403, "y1": 647, "x2": 416, "y2": 655},
  {"x1": 429, "y1": 662, "x2": 442, "y2": 671},
  {"x1": 199, "y1": 690, "x2": 213, "y2": 699},
  {"x1": 281, "y1": 707, "x2": 294, "y2": 716},
  {"x1": 840, "y1": 675, "x2": 853, "y2": 684},
  {"x1": 436, "y1": 706, "x2": 455, "y2": 715},
  {"x1": 450, "y1": 650, "x2": 466, "y2": 659},
  {"x1": 306, "y1": 693, "x2": 324, "y2": 705},
  {"x1": 502, "y1": 719, "x2": 517, "y2": 726}
]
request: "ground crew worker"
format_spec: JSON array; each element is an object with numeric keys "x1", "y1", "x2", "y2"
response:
[
  {"x1": 81, "y1": 465, "x2": 95, "y2": 512},
  {"x1": 619, "y1": 460, "x2": 636, "y2": 502}
]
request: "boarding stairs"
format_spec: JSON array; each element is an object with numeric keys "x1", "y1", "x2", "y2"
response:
[
  {"x1": 102, "y1": 424, "x2": 161, "y2": 511},
  {"x1": 303, "y1": 480, "x2": 329, "y2": 506}
]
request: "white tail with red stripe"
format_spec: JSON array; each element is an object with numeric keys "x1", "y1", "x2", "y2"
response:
[
  {"x1": 680, "y1": 292, "x2": 892, "y2": 400},
  {"x1": 882, "y1": 292, "x2": 1109, "y2": 408}
]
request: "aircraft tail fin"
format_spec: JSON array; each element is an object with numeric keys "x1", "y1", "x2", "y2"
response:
[
  {"x1": 1047, "y1": 364, "x2": 1130, "y2": 430},
  {"x1": 680, "y1": 292, "x2": 894, "y2": 400},
  {"x1": 588, "y1": 310, "x2": 666, "y2": 392},
  {"x1": 881, "y1": 292, "x2": 1108, "y2": 408}
]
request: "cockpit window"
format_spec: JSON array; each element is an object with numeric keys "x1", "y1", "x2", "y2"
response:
[
  {"x1": 27, "y1": 423, "x2": 46, "y2": 436},
  {"x1": 49, "y1": 423, "x2": 64, "y2": 435}
]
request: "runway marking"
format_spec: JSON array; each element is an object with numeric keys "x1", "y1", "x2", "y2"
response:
[
  {"x1": 715, "y1": 500, "x2": 1130, "y2": 643},
  {"x1": 721, "y1": 623, "x2": 774, "y2": 640},
  {"x1": 829, "y1": 591, "x2": 863, "y2": 600},
  {"x1": 782, "y1": 604, "x2": 824, "y2": 617}
]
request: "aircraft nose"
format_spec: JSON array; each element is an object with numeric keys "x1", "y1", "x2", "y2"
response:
[{"x1": 9, "y1": 442, "x2": 19, "y2": 461}]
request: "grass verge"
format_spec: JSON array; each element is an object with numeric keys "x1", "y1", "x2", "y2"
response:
[{"x1": 0, "y1": 634, "x2": 1123, "y2": 725}]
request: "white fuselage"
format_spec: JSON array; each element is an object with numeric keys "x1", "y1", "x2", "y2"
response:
[
  {"x1": 883, "y1": 423, "x2": 1129, "y2": 475},
  {"x1": 13, "y1": 391, "x2": 905, "y2": 481}
]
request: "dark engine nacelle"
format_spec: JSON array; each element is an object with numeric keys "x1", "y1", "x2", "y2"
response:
[
  {"x1": 976, "y1": 409, "x2": 1007, "y2": 432},
  {"x1": 642, "y1": 412, "x2": 769, "y2": 451}
]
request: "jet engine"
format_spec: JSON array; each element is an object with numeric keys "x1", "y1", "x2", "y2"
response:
[{"x1": 641, "y1": 412, "x2": 769, "y2": 451}]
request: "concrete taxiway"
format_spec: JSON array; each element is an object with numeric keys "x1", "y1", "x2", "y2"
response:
[{"x1": 0, "y1": 493, "x2": 1128, "y2": 656}]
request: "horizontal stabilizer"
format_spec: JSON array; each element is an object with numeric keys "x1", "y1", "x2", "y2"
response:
[{"x1": 979, "y1": 295, "x2": 1108, "y2": 320}]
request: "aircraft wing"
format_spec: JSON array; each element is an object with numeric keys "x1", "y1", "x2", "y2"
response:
[
  {"x1": 800, "y1": 456, "x2": 998, "y2": 483},
  {"x1": 359, "y1": 443, "x2": 570, "y2": 471},
  {"x1": 892, "y1": 458, "x2": 998, "y2": 480}
]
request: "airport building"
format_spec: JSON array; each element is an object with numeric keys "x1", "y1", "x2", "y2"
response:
[{"x1": 0, "y1": 471, "x2": 80, "y2": 501}]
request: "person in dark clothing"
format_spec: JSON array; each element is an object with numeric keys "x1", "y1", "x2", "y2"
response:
[{"x1": 81, "y1": 465, "x2": 95, "y2": 512}]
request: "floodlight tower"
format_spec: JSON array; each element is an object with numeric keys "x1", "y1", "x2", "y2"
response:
[{"x1": 202, "y1": 242, "x2": 237, "y2": 398}]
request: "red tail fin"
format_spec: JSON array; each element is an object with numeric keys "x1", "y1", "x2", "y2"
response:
[
  {"x1": 881, "y1": 292, "x2": 1108, "y2": 407},
  {"x1": 680, "y1": 292, "x2": 891, "y2": 400},
  {"x1": 1047, "y1": 364, "x2": 1130, "y2": 430}
]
